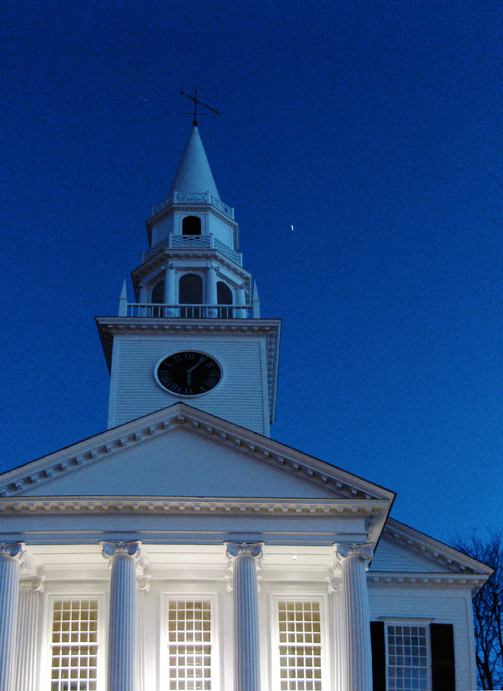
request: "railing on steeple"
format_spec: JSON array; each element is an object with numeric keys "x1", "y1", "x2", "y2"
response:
[
  {"x1": 118, "y1": 281, "x2": 261, "y2": 320},
  {"x1": 123, "y1": 303, "x2": 259, "y2": 319},
  {"x1": 143, "y1": 233, "x2": 242, "y2": 266}
]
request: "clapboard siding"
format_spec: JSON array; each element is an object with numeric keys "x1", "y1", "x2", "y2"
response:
[
  {"x1": 108, "y1": 334, "x2": 270, "y2": 434},
  {"x1": 371, "y1": 538, "x2": 448, "y2": 573},
  {"x1": 368, "y1": 585, "x2": 477, "y2": 690}
]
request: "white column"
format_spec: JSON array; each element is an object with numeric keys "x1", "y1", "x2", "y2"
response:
[
  {"x1": 15, "y1": 577, "x2": 44, "y2": 691},
  {"x1": 136, "y1": 576, "x2": 150, "y2": 691},
  {"x1": 335, "y1": 543, "x2": 374, "y2": 691},
  {"x1": 236, "y1": 284, "x2": 247, "y2": 319},
  {"x1": 163, "y1": 264, "x2": 177, "y2": 316},
  {"x1": 206, "y1": 264, "x2": 218, "y2": 317},
  {"x1": 139, "y1": 284, "x2": 149, "y2": 317},
  {"x1": 226, "y1": 542, "x2": 263, "y2": 691},
  {"x1": 102, "y1": 541, "x2": 143, "y2": 691},
  {"x1": 0, "y1": 542, "x2": 25, "y2": 691},
  {"x1": 327, "y1": 577, "x2": 344, "y2": 691}
]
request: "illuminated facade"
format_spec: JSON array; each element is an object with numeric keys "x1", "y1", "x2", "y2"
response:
[{"x1": 0, "y1": 127, "x2": 491, "y2": 691}]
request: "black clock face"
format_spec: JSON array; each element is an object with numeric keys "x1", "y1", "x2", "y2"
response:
[{"x1": 155, "y1": 351, "x2": 222, "y2": 396}]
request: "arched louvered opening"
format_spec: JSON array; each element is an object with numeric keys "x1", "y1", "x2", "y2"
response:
[
  {"x1": 151, "y1": 281, "x2": 165, "y2": 303},
  {"x1": 217, "y1": 281, "x2": 233, "y2": 318},
  {"x1": 149, "y1": 280, "x2": 165, "y2": 316},
  {"x1": 182, "y1": 216, "x2": 201, "y2": 236},
  {"x1": 179, "y1": 274, "x2": 203, "y2": 318}
]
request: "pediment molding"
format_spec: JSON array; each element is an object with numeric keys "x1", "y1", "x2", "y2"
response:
[
  {"x1": 0, "y1": 404, "x2": 394, "y2": 507},
  {"x1": 368, "y1": 572, "x2": 488, "y2": 591},
  {"x1": 0, "y1": 496, "x2": 389, "y2": 518},
  {"x1": 381, "y1": 518, "x2": 493, "y2": 577}
]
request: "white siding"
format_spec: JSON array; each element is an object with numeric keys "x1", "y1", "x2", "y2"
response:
[
  {"x1": 371, "y1": 539, "x2": 448, "y2": 573},
  {"x1": 108, "y1": 334, "x2": 270, "y2": 435},
  {"x1": 368, "y1": 585, "x2": 477, "y2": 690}
]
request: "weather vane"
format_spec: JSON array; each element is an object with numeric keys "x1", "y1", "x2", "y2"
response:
[{"x1": 180, "y1": 90, "x2": 221, "y2": 126}]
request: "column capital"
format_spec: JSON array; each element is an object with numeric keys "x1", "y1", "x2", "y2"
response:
[
  {"x1": 334, "y1": 543, "x2": 374, "y2": 568},
  {"x1": 225, "y1": 542, "x2": 264, "y2": 560},
  {"x1": 19, "y1": 576, "x2": 45, "y2": 593},
  {"x1": 101, "y1": 540, "x2": 145, "y2": 567},
  {"x1": 0, "y1": 542, "x2": 26, "y2": 564}
]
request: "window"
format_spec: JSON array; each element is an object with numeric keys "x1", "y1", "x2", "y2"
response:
[
  {"x1": 182, "y1": 216, "x2": 201, "y2": 236},
  {"x1": 166, "y1": 599, "x2": 212, "y2": 690},
  {"x1": 386, "y1": 625, "x2": 428, "y2": 691},
  {"x1": 50, "y1": 599, "x2": 99, "y2": 691},
  {"x1": 277, "y1": 600, "x2": 323, "y2": 691},
  {"x1": 372, "y1": 622, "x2": 455, "y2": 691}
]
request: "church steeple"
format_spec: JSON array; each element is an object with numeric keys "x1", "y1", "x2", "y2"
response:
[
  {"x1": 97, "y1": 127, "x2": 280, "y2": 436},
  {"x1": 168, "y1": 126, "x2": 220, "y2": 199}
]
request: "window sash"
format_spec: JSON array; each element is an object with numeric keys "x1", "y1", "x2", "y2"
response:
[
  {"x1": 49, "y1": 598, "x2": 100, "y2": 691},
  {"x1": 386, "y1": 624, "x2": 431, "y2": 691},
  {"x1": 276, "y1": 598, "x2": 325, "y2": 691},
  {"x1": 164, "y1": 597, "x2": 214, "y2": 691}
]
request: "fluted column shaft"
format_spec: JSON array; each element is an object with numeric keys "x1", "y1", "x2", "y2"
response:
[
  {"x1": 15, "y1": 578, "x2": 44, "y2": 691},
  {"x1": 226, "y1": 543, "x2": 263, "y2": 691},
  {"x1": 102, "y1": 541, "x2": 142, "y2": 691},
  {"x1": 335, "y1": 544, "x2": 373, "y2": 691},
  {"x1": 332, "y1": 585, "x2": 344, "y2": 691},
  {"x1": 0, "y1": 543, "x2": 25, "y2": 691}
]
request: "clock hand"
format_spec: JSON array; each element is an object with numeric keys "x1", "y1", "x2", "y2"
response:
[{"x1": 186, "y1": 356, "x2": 206, "y2": 374}]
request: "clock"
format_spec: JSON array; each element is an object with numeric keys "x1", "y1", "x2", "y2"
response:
[{"x1": 155, "y1": 351, "x2": 222, "y2": 396}]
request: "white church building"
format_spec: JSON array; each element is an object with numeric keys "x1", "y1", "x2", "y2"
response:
[{"x1": 0, "y1": 125, "x2": 492, "y2": 691}]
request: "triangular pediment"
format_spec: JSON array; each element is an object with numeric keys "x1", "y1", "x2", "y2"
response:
[
  {"x1": 371, "y1": 518, "x2": 493, "y2": 577},
  {"x1": 0, "y1": 404, "x2": 394, "y2": 504}
]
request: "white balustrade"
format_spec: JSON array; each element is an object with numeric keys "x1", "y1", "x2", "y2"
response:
[{"x1": 126, "y1": 303, "x2": 252, "y2": 319}]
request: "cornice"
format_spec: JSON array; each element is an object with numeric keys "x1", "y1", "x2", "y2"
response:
[
  {"x1": 0, "y1": 496, "x2": 389, "y2": 519},
  {"x1": 382, "y1": 519, "x2": 493, "y2": 576},
  {"x1": 0, "y1": 404, "x2": 393, "y2": 522},
  {"x1": 368, "y1": 572, "x2": 489, "y2": 592},
  {"x1": 131, "y1": 247, "x2": 249, "y2": 287}
]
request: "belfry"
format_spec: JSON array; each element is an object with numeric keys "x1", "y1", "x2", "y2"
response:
[
  {"x1": 0, "y1": 126, "x2": 491, "y2": 691},
  {"x1": 98, "y1": 125, "x2": 279, "y2": 436}
]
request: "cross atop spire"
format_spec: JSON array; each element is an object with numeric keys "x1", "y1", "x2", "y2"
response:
[{"x1": 180, "y1": 90, "x2": 220, "y2": 126}]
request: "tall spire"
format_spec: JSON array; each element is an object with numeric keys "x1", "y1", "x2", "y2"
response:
[{"x1": 169, "y1": 127, "x2": 220, "y2": 199}]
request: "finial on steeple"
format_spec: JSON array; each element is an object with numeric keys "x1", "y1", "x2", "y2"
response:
[
  {"x1": 180, "y1": 90, "x2": 221, "y2": 126},
  {"x1": 252, "y1": 283, "x2": 261, "y2": 319},
  {"x1": 118, "y1": 279, "x2": 128, "y2": 317}
]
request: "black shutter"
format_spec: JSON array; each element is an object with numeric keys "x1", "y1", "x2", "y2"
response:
[
  {"x1": 430, "y1": 623, "x2": 456, "y2": 691},
  {"x1": 370, "y1": 621, "x2": 386, "y2": 691}
]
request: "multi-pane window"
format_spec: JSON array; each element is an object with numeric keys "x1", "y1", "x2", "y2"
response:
[
  {"x1": 387, "y1": 625, "x2": 428, "y2": 691},
  {"x1": 278, "y1": 600, "x2": 323, "y2": 691},
  {"x1": 50, "y1": 599, "x2": 99, "y2": 691},
  {"x1": 167, "y1": 599, "x2": 212, "y2": 691}
]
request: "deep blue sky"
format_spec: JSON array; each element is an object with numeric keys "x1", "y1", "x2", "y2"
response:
[{"x1": 2, "y1": 0, "x2": 503, "y2": 544}]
